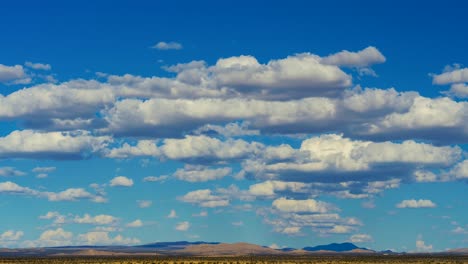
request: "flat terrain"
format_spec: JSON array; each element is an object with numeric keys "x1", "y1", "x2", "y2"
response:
[{"x1": 0, "y1": 255, "x2": 466, "y2": 264}]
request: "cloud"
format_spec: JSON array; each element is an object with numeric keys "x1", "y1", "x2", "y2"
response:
[
  {"x1": 451, "y1": 226, "x2": 468, "y2": 235},
  {"x1": 0, "y1": 230, "x2": 24, "y2": 245},
  {"x1": 350, "y1": 234, "x2": 373, "y2": 243},
  {"x1": 108, "y1": 135, "x2": 262, "y2": 163},
  {"x1": 173, "y1": 165, "x2": 231, "y2": 182},
  {"x1": 249, "y1": 180, "x2": 309, "y2": 197},
  {"x1": 126, "y1": 219, "x2": 143, "y2": 228},
  {"x1": 0, "y1": 130, "x2": 111, "y2": 160},
  {"x1": 175, "y1": 221, "x2": 190, "y2": 231},
  {"x1": 179, "y1": 189, "x2": 229, "y2": 207},
  {"x1": 77, "y1": 231, "x2": 140, "y2": 245},
  {"x1": 0, "y1": 167, "x2": 26, "y2": 177},
  {"x1": 192, "y1": 211, "x2": 207, "y2": 217},
  {"x1": 241, "y1": 134, "x2": 461, "y2": 186},
  {"x1": 143, "y1": 175, "x2": 169, "y2": 182},
  {"x1": 101, "y1": 87, "x2": 468, "y2": 142},
  {"x1": 280, "y1": 226, "x2": 301, "y2": 235},
  {"x1": 167, "y1": 209, "x2": 177, "y2": 218},
  {"x1": 193, "y1": 122, "x2": 260, "y2": 137},
  {"x1": 416, "y1": 239, "x2": 433, "y2": 252},
  {"x1": 32, "y1": 167, "x2": 56, "y2": 173},
  {"x1": 39, "y1": 212, "x2": 118, "y2": 226},
  {"x1": 22, "y1": 229, "x2": 139, "y2": 247},
  {"x1": 356, "y1": 96, "x2": 468, "y2": 142},
  {"x1": 32, "y1": 167, "x2": 56, "y2": 178},
  {"x1": 73, "y1": 214, "x2": 118, "y2": 225},
  {"x1": 432, "y1": 67, "x2": 468, "y2": 85},
  {"x1": 35, "y1": 228, "x2": 73, "y2": 247},
  {"x1": 322, "y1": 46, "x2": 386, "y2": 67},
  {"x1": 103, "y1": 97, "x2": 336, "y2": 137},
  {"x1": 443, "y1": 83, "x2": 468, "y2": 99},
  {"x1": 109, "y1": 176, "x2": 134, "y2": 187},
  {"x1": 231, "y1": 221, "x2": 244, "y2": 226},
  {"x1": 25, "y1": 61, "x2": 51, "y2": 71},
  {"x1": 47, "y1": 188, "x2": 106, "y2": 202},
  {"x1": 137, "y1": 200, "x2": 152, "y2": 208},
  {"x1": 261, "y1": 208, "x2": 362, "y2": 236},
  {"x1": 396, "y1": 199, "x2": 437, "y2": 208},
  {"x1": 447, "y1": 160, "x2": 468, "y2": 180},
  {"x1": 0, "y1": 181, "x2": 106, "y2": 203},
  {"x1": 272, "y1": 197, "x2": 334, "y2": 213},
  {"x1": 0, "y1": 64, "x2": 28, "y2": 83},
  {"x1": 152, "y1": 41, "x2": 183, "y2": 50},
  {"x1": 105, "y1": 140, "x2": 160, "y2": 159},
  {"x1": 39, "y1": 211, "x2": 66, "y2": 225},
  {"x1": 207, "y1": 53, "x2": 351, "y2": 99}
]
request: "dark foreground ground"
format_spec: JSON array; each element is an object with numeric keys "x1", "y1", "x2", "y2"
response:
[{"x1": 0, "y1": 255, "x2": 466, "y2": 264}]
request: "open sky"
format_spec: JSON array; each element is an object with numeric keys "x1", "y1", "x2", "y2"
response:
[{"x1": 0, "y1": 0, "x2": 467, "y2": 252}]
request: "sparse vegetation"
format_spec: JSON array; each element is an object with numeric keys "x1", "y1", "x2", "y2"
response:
[{"x1": 0, "y1": 255, "x2": 466, "y2": 264}]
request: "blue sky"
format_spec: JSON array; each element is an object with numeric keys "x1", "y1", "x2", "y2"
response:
[{"x1": 0, "y1": 0, "x2": 467, "y2": 252}]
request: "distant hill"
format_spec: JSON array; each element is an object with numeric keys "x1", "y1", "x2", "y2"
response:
[
  {"x1": 446, "y1": 248, "x2": 468, "y2": 255},
  {"x1": 303, "y1": 242, "x2": 364, "y2": 252},
  {"x1": 136, "y1": 241, "x2": 219, "y2": 250},
  {"x1": 176, "y1": 242, "x2": 282, "y2": 256}
]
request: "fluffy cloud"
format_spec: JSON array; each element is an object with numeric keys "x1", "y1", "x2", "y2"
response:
[
  {"x1": 249, "y1": 181, "x2": 308, "y2": 197},
  {"x1": 103, "y1": 97, "x2": 337, "y2": 137},
  {"x1": 416, "y1": 239, "x2": 433, "y2": 252},
  {"x1": 280, "y1": 226, "x2": 301, "y2": 235},
  {"x1": 0, "y1": 64, "x2": 28, "y2": 83},
  {"x1": 260, "y1": 207, "x2": 362, "y2": 236},
  {"x1": 443, "y1": 83, "x2": 468, "y2": 98},
  {"x1": 242, "y1": 134, "x2": 461, "y2": 183},
  {"x1": 322, "y1": 46, "x2": 386, "y2": 67},
  {"x1": 349, "y1": 234, "x2": 373, "y2": 243},
  {"x1": 396, "y1": 199, "x2": 437, "y2": 208},
  {"x1": 22, "y1": 229, "x2": 139, "y2": 247},
  {"x1": 272, "y1": 197, "x2": 334, "y2": 213},
  {"x1": 143, "y1": 175, "x2": 168, "y2": 182},
  {"x1": 0, "y1": 130, "x2": 111, "y2": 160},
  {"x1": 363, "y1": 93, "x2": 464, "y2": 142},
  {"x1": 167, "y1": 209, "x2": 177, "y2": 218},
  {"x1": 107, "y1": 135, "x2": 262, "y2": 162},
  {"x1": 448, "y1": 160, "x2": 468, "y2": 180},
  {"x1": 209, "y1": 53, "x2": 352, "y2": 99},
  {"x1": 73, "y1": 214, "x2": 118, "y2": 225},
  {"x1": 179, "y1": 189, "x2": 229, "y2": 207},
  {"x1": 32, "y1": 167, "x2": 56, "y2": 173},
  {"x1": 0, "y1": 167, "x2": 26, "y2": 177},
  {"x1": 193, "y1": 122, "x2": 260, "y2": 137},
  {"x1": 432, "y1": 67, "x2": 468, "y2": 85},
  {"x1": 0, "y1": 80, "x2": 114, "y2": 123},
  {"x1": 137, "y1": 200, "x2": 152, "y2": 208},
  {"x1": 110, "y1": 176, "x2": 134, "y2": 187},
  {"x1": 173, "y1": 165, "x2": 231, "y2": 182},
  {"x1": 126, "y1": 219, "x2": 143, "y2": 228},
  {"x1": 39, "y1": 211, "x2": 66, "y2": 225},
  {"x1": 175, "y1": 221, "x2": 190, "y2": 231},
  {"x1": 77, "y1": 231, "x2": 140, "y2": 245},
  {"x1": 36, "y1": 228, "x2": 73, "y2": 247},
  {"x1": 152, "y1": 41, "x2": 183, "y2": 50},
  {"x1": 47, "y1": 188, "x2": 106, "y2": 202},
  {"x1": 0, "y1": 230, "x2": 24, "y2": 244},
  {"x1": 0, "y1": 181, "x2": 106, "y2": 203},
  {"x1": 105, "y1": 140, "x2": 160, "y2": 159},
  {"x1": 25, "y1": 61, "x2": 51, "y2": 71}
]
